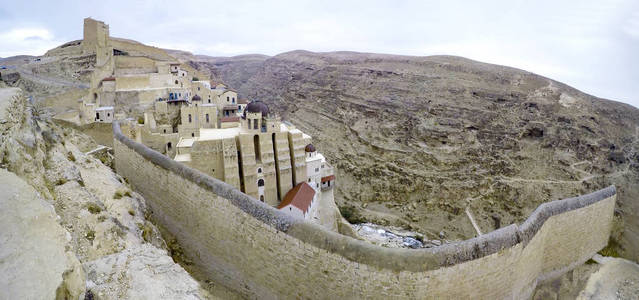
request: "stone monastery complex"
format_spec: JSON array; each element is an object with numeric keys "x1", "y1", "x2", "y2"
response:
[
  {"x1": 55, "y1": 17, "x2": 620, "y2": 298},
  {"x1": 79, "y1": 18, "x2": 337, "y2": 225}
]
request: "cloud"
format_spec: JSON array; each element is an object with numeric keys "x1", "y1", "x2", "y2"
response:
[
  {"x1": 0, "y1": 27, "x2": 62, "y2": 57},
  {"x1": 623, "y1": 11, "x2": 639, "y2": 39}
]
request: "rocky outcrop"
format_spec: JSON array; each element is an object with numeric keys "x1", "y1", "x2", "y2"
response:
[
  {"x1": 84, "y1": 244, "x2": 203, "y2": 300},
  {"x1": 0, "y1": 87, "x2": 207, "y2": 299},
  {"x1": 0, "y1": 168, "x2": 85, "y2": 299},
  {"x1": 578, "y1": 256, "x2": 639, "y2": 299}
]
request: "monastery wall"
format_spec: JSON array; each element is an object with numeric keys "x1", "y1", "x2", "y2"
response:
[
  {"x1": 114, "y1": 55, "x2": 157, "y2": 73},
  {"x1": 113, "y1": 121, "x2": 616, "y2": 299},
  {"x1": 110, "y1": 38, "x2": 174, "y2": 61}
]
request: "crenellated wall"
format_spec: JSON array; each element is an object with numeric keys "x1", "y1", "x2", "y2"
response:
[{"x1": 112, "y1": 121, "x2": 616, "y2": 299}]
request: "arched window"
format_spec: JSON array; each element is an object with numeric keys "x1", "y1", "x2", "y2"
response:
[
  {"x1": 191, "y1": 133, "x2": 195, "y2": 137},
  {"x1": 260, "y1": 195, "x2": 264, "y2": 202},
  {"x1": 188, "y1": 114, "x2": 192, "y2": 123},
  {"x1": 167, "y1": 142, "x2": 172, "y2": 150},
  {"x1": 258, "y1": 179, "x2": 264, "y2": 186},
  {"x1": 227, "y1": 96, "x2": 229, "y2": 102},
  {"x1": 175, "y1": 80, "x2": 178, "y2": 85},
  {"x1": 206, "y1": 114, "x2": 209, "y2": 123},
  {"x1": 257, "y1": 167, "x2": 262, "y2": 173},
  {"x1": 163, "y1": 129, "x2": 166, "y2": 133}
]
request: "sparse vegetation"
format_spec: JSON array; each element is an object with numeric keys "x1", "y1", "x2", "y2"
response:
[
  {"x1": 137, "y1": 116, "x2": 144, "y2": 124},
  {"x1": 87, "y1": 202, "x2": 102, "y2": 214},
  {"x1": 339, "y1": 206, "x2": 366, "y2": 224},
  {"x1": 85, "y1": 230, "x2": 95, "y2": 242},
  {"x1": 114, "y1": 190, "x2": 124, "y2": 199},
  {"x1": 128, "y1": 209, "x2": 135, "y2": 216},
  {"x1": 192, "y1": 77, "x2": 199, "y2": 81},
  {"x1": 598, "y1": 239, "x2": 621, "y2": 258},
  {"x1": 67, "y1": 151, "x2": 76, "y2": 162}
]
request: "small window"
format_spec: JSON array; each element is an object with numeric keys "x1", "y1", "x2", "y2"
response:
[
  {"x1": 107, "y1": 113, "x2": 110, "y2": 117},
  {"x1": 258, "y1": 179, "x2": 264, "y2": 187},
  {"x1": 315, "y1": 168, "x2": 319, "y2": 172},
  {"x1": 208, "y1": 99, "x2": 211, "y2": 103},
  {"x1": 308, "y1": 178, "x2": 311, "y2": 182},
  {"x1": 248, "y1": 119, "x2": 251, "y2": 129},
  {"x1": 227, "y1": 96, "x2": 229, "y2": 102},
  {"x1": 232, "y1": 98, "x2": 235, "y2": 103},
  {"x1": 198, "y1": 87, "x2": 200, "y2": 91},
  {"x1": 191, "y1": 133, "x2": 195, "y2": 137},
  {"x1": 188, "y1": 114, "x2": 192, "y2": 123},
  {"x1": 260, "y1": 195, "x2": 265, "y2": 202},
  {"x1": 289, "y1": 207, "x2": 291, "y2": 211},
  {"x1": 163, "y1": 129, "x2": 166, "y2": 133},
  {"x1": 258, "y1": 167, "x2": 262, "y2": 173},
  {"x1": 175, "y1": 80, "x2": 178, "y2": 85},
  {"x1": 167, "y1": 142, "x2": 172, "y2": 150},
  {"x1": 206, "y1": 114, "x2": 209, "y2": 123}
]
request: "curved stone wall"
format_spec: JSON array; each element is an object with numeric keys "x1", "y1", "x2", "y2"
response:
[{"x1": 112, "y1": 121, "x2": 616, "y2": 299}]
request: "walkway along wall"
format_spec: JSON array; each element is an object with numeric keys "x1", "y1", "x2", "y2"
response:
[{"x1": 112, "y1": 122, "x2": 617, "y2": 299}]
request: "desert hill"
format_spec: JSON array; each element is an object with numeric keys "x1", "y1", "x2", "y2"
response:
[
  {"x1": 186, "y1": 50, "x2": 639, "y2": 261},
  {"x1": 7, "y1": 40, "x2": 639, "y2": 261}
]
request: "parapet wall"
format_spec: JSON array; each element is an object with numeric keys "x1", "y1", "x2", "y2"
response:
[{"x1": 112, "y1": 122, "x2": 616, "y2": 299}]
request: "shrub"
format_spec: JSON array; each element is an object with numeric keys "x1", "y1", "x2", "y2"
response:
[
  {"x1": 113, "y1": 190, "x2": 124, "y2": 199},
  {"x1": 87, "y1": 202, "x2": 102, "y2": 214},
  {"x1": 85, "y1": 230, "x2": 95, "y2": 241},
  {"x1": 137, "y1": 116, "x2": 144, "y2": 124},
  {"x1": 192, "y1": 77, "x2": 199, "y2": 81}
]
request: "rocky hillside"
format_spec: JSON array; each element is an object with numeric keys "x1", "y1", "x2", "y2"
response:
[
  {"x1": 190, "y1": 51, "x2": 639, "y2": 260},
  {"x1": 0, "y1": 87, "x2": 223, "y2": 299}
]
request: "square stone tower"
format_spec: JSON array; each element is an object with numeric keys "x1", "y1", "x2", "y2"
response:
[{"x1": 83, "y1": 18, "x2": 111, "y2": 66}]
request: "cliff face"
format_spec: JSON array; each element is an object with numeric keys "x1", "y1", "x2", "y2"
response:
[
  {"x1": 192, "y1": 51, "x2": 639, "y2": 259},
  {"x1": 0, "y1": 87, "x2": 210, "y2": 299}
]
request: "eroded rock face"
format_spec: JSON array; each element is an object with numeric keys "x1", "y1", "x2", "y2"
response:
[
  {"x1": 84, "y1": 244, "x2": 203, "y2": 300},
  {"x1": 578, "y1": 257, "x2": 639, "y2": 299},
  {"x1": 0, "y1": 88, "x2": 208, "y2": 299},
  {"x1": 0, "y1": 168, "x2": 85, "y2": 299}
]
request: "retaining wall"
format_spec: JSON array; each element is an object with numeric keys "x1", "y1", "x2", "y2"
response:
[{"x1": 112, "y1": 122, "x2": 616, "y2": 299}]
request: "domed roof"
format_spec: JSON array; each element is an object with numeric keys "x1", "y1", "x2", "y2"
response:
[
  {"x1": 246, "y1": 100, "x2": 269, "y2": 117},
  {"x1": 305, "y1": 144, "x2": 316, "y2": 153},
  {"x1": 192, "y1": 95, "x2": 201, "y2": 101}
]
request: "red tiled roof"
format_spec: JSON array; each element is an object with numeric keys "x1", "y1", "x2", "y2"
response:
[
  {"x1": 277, "y1": 182, "x2": 315, "y2": 214},
  {"x1": 321, "y1": 175, "x2": 335, "y2": 183},
  {"x1": 220, "y1": 116, "x2": 240, "y2": 123},
  {"x1": 102, "y1": 77, "x2": 116, "y2": 81}
]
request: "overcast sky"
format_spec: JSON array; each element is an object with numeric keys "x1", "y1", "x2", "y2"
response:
[{"x1": 1, "y1": 0, "x2": 638, "y2": 107}]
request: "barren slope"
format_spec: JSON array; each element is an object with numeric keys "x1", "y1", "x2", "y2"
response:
[{"x1": 192, "y1": 51, "x2": 639, "y2": 260}]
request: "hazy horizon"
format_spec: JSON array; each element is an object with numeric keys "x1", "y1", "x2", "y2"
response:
[{"x1": 1, "y1": 0, "x2": 637, "y2": 108}]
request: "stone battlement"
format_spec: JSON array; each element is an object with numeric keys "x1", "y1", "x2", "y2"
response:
[{"x1": 112, "y1": 121, "x2": 616, "y2": 298}]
